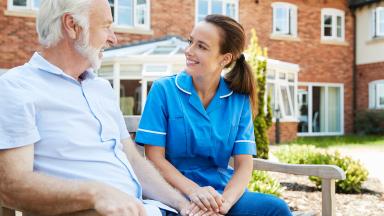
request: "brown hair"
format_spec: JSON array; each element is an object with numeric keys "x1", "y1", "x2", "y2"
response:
[{"x1": 204, "y1": 14, "x2": 258, "y2": 117}]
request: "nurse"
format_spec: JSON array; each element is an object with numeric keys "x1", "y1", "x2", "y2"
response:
[{"x1": 136, "y1": 14, "x2": 292, "y2": 216}]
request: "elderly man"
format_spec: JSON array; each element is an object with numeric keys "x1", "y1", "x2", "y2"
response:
[{"x1": 0, "y1": 0, "x2": 206, "y2": 215}]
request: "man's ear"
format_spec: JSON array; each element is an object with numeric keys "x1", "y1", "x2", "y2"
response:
[{"x1": 62, "y1": 13, "x2": 79, "y2": 40}]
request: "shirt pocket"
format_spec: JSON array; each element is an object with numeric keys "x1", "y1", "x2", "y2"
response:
[{"x1": 166, "y1": 116, "x2": 187, "y2": 156}]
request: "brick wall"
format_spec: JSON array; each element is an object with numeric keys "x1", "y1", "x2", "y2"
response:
[
  {"x1": 240, "y1": 0, "x2": 354, "y2": 134},
  {"x1": 0, "y1": 0, "x2": 355, "y2": 136},
  {"x1": 0, "y1": 0, "x2": 196, "y2": 68},
  {"x1": 268, "y1": 122, "x2": 298, "y2": 144},
  {"x1": 356, "y1": 61, "x2": 384, "y2": 110}
]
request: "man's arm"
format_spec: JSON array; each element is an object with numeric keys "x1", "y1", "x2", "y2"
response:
[
  {"x1": 0, "y1": 145, "x2": 146, "y2": 216},
  {"x1": 121, "y1": 138, "x2": 190, "y2": 214}
]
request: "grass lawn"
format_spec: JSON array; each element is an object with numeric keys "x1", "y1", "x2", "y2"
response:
[{"x1": 287, "y1": 135, "x2": 384, "y2": 149}]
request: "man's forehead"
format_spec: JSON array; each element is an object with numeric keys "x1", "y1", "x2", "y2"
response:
[{"x1": 89, "y1": 0, "x2": 113, "y2": 22}]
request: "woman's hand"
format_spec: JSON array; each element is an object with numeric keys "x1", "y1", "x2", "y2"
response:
[
  {"x1": 187, "y1": 186, "x2": 223, "y2": 212},
  {"x1": 218, "y1": 199, "x2": 234, "y2": 215},
  {"x1": 187, "y1": 202, "x2": 224, "y2": 216}
]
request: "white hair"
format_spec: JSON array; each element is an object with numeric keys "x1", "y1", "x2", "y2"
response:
[{"x1": 36, "y1": 0, "x2": 93, "y2": 48}]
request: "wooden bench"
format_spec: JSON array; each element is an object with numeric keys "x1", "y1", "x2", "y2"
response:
[{"x1": 1, "y1": 116, "x2": 346, "y2": 216}]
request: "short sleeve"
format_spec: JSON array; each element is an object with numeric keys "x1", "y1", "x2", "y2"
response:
[
  {"x1": 232, "y1": 96, "x2": 256, "y2": 156},
  {"x1": 135, "y1": 81, "x2": 167, "y2": 147},
  {"x1": 0, "y1": 79, "x2": 40, "y2": 149}
]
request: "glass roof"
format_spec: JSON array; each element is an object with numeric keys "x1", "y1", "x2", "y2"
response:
[{"x1": 103, "y1": 36, "x2": 188, "y2": 59}]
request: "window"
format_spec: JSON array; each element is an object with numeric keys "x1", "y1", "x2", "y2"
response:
[
  {"x1": 266, "y1": 69, "x2": 298, "y2": 121},
  {"x1": 196, "y1": 0, "x2": 238, "y2": 23},
  {"x1": 321, "y1": 8, "x2": 345, "y2": 41},
  {"x1": 272, "y1": 2, "x2": 297, "y2": 36},
  {"x1": 109, "y1": 0, "x2": 150, "y2": 28},
  {"x1": 369, "y1": 80, "x2": 384, "y2": 109},
  {"x1": 372, "y1": 7, "x2": 384, "y2": 38},
  {"x1": 298, "y1": 84, "x2": 343, "y2": 135},
  {"x1": 9, "y1": 0, "x2": 40, "y2": 10}
]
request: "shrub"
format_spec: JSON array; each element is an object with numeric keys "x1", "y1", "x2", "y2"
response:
[
  {"x1": 246, "y1": 29, "x2": 273, "y2": 159},
  {"x1": 355, "y1": 109, "x2": 384, "y2": 135},
  {"x1": 274, "y1": 145, "x2": 369, "y2": 193},
  {"x1": 247, "y1": 170, "x2": 284, "y2": 197}
]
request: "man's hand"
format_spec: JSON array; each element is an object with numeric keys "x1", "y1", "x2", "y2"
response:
[
  {"x1": 187, "y1": 186, "x2": 223, "y2": 213},
  {"x1": 93, "y1": 184, "x2": 147, "y2": 216}
]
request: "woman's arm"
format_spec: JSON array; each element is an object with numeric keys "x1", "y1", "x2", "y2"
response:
[
  {"x1": 145, "y1": 146, "x2": 223, "y2": 213},
  {"x1": 220, "y1": 154, "x2": 253, "y2": 214},
  {"x1": 145, "y1": 146, "x2": 199, "y2": 196}
]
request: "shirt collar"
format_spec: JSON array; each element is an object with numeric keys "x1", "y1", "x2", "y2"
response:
[
  {"x1": 28, "y1": 52, "x2": 96, "y2": 80},
  {"x1": 175, "y1": 70, "x2": 233, "y2": 98}
]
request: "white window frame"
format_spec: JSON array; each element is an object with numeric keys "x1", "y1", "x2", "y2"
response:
[
  {"x1": 195, "y1": 0, "x2": 239, "y2": 24},
  {"x1": 369, "y1": 80, "x2": 384, "y2": 109},
  {"x1": 271, "y1": 2, "x2": 297, "y2": 37},
  {"x1": 297, "y1": 83, "x2": 344, "y2": 136},
  {"x1": 110, "y1": 0, "x2": 150, "y2": 29},
  {"x1": 372, "y1": 7, "x2": 384, "y2": 38},
  {"x1": 98, "y1": 63, "x2": 174, "y2": 115},
  {"x1": 7, "y1": 0, "x2": 40, "y2": 10},
  {"x1": 321, "y1": 8, "x2": 345, "y2": 41},
  {"x1": 266, "y1": 68, "x2": 299, "y2": 122}
]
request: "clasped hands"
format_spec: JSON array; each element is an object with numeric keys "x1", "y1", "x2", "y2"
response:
[{"x1": 182, "y1": 186, "x2": 233, "y2": 216}]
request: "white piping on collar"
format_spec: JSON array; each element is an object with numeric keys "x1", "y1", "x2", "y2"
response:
[
  {"x1": 220, "y1": 91, "x2": 233, "y2": 99},
  {"x1": 175, "y1": 73, "x2": 192, "y2": 95}
]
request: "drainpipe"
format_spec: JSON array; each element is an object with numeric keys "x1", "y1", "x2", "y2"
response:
[{"x1": 352, "y1": 8, "x2": 357, "y2": 134}]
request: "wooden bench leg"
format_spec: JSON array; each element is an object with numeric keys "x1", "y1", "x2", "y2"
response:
[
  {"x1": 1, "y1": 207, "x2": 16, "y2": 216},
  {"x1": 322, "y1": 179, "x2": 336, "y2": 216}
]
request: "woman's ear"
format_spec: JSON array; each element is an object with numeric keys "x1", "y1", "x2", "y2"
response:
[{"x1": 222, "y1": 53, "x2": 233, "y2": 67}]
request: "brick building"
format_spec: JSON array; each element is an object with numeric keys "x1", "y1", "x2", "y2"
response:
[
  {"x1": 0, "y1": 0, "x2": 381, "y2": 142},
  {"x1": 349, "y1": 0, "x2": 384, "y2": 112}
]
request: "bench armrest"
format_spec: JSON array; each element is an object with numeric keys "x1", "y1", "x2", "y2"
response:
[{"x1": 252, "y1": 158, "x2": 346, "y2": 180}]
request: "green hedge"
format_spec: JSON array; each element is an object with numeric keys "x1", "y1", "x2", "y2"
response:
[
  {"x1": 247, "y1": 170, "x2": 284, "y2": 197},
  {"x1": 355, "y1": 109, "x2": 384, "y2": 135},
  {"x1": 274, "y1": 145, "x2": 369, "y2": 193}
]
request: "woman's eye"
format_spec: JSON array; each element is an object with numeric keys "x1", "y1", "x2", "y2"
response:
[{"x1": 187, "y1": 39, "x2": 192, "y2": 44}]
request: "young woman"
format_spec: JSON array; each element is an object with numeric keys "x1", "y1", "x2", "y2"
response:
[{"x1": 136, "y1": 14, "x2": 292, "y2": 216}]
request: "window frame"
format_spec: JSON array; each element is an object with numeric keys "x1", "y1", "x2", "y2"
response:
[
  {"x1": 195, "y1": 0, "x2": 239, "y2": 24},
  {"x1": 8, "y1": 0, "x2": 40, "y2": 10},
  {"x1": 321, "y1": 8, "x2": 345, "y2": 41},
  {"x1": 110, "y1": 0, "x2": 151, "y2": 29},
  {"x1": 266, "y1": 68, "x2": 298, "y2": 122},
  {"x1": 369, "y1": 80, "x2": 384, "y2": 109},
  {"x1": 373, "y1": 7, "x2": 384, "y2": 38},
  {"x1": 271, "y1": 2, "x2": 298, "y2": 37},
  {"x1": 297, "y1": 82, "x2": 344, "y2": 136}
]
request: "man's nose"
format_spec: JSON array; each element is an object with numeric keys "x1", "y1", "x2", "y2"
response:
[{"x1": 107, "y1": 30, "x2": 118, "y2": 47}]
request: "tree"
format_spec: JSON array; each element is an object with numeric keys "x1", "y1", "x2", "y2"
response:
[{"x1": 246, "y1": 29, "x2": 273, "y2": 159}]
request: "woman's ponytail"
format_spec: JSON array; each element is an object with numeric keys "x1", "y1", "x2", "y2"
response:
[{"x1": 225, "y1": 54, "x2": 258, "y2": 117}]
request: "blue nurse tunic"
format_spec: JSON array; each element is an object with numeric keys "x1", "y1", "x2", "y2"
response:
[{"x1": 135, "y1": 71, "x2": 256, "y2": 192}]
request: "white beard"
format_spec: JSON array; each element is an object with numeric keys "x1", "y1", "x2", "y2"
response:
[{"x1": 74, "y1": 30, "x2": 102, "y2": 70}]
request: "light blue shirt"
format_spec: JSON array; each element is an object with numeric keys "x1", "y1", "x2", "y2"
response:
[
  {"x1": 136, "y1": 71, "x2": 256, "y2": 192},
  {"x1": 0, "y1": 53, "x2": 171, "y2": 215}
]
